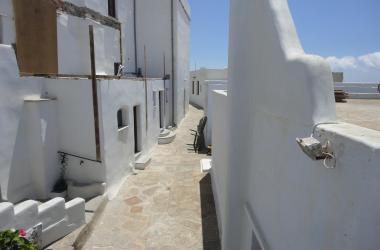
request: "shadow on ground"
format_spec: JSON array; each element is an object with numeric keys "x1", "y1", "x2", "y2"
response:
[{"x1": 199, "y1": 173, "x2": 221, "y2": 250}]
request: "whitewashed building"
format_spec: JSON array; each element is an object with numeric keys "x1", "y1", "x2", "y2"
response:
[
  {"x1": 0, "y1": 0, "x2": 190, "y2": 246},
  {"x1": 189, "y1": 68, "x2": 227, "y2": 109},
  {"x1": 210, "y1": 0, "x2": 380, "y2": 249},
  {"x1": 190, "y1": 68, "x2": 227, "y2": 146}
]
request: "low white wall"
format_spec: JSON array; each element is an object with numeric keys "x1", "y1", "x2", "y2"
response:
[
  {"x1": 99, "y1": 78, "x2": 164, "y2": 197},
  {"x1": 210, "y1": 90, "x2": 228, "y2": 237},
  {"x1": 204, "y1": 82, "x2": 227, "y2": 146},
  {"x1": 0, "y1": 198, "x2": 85, "y2": 248}
]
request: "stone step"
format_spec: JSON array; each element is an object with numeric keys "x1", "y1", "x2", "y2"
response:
[
  {"x1": 158, "y1": 131, "x2": 176, "y2": 145},
  {"x1": 159, "y1": 128, "x2": 171, "y2": 137},
  {"x1": 135, "y1": 155, "x2": 152, "y2": 170}
]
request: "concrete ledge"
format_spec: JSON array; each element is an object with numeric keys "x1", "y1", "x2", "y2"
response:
[{"x1": 68, "y1": 182, "x2": 106, "y2": 200}]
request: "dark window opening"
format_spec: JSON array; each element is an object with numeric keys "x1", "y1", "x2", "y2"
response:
[
  {"x1": 192, "y1": 81, "x2": 195, "y2": 94},
  {"x1": 133, "y1": 105, "x2": 141, "y2": 153},
  {"x1": 108, "y1": 0, "x2": 116, "y2": 18},
  {"x1": 114, "y1": 62, "x2": 121, "y2": 76},
  {"x1": 117, "y1": 108, "x2": 128, "y2": 129},
  {"x1": 197, "y1": 81, "x2": 200, "y2": 95}
]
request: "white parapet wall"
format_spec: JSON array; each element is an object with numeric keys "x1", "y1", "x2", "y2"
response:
[
  {"x1": 0, "y1": 198, "x2": 85, "y2": 248},
  {"x1": 213, "y1": 0, "x2": 380, "y2": 249},
  {"x1": 209, "y1": 90, "x2": 228, "y2": 237},
  {"x1": 204, "y1": 82, "x2": 227, "y2": 146}
]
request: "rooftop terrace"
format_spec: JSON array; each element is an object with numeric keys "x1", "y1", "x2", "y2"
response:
[{"x1": 336, "y1": 99, "x2": 380, "y2": 132}]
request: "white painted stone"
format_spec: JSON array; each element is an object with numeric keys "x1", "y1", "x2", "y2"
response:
[
  {"x1": 67, "y1": 182, "x2": 106, "y2": 200},
  {"x1": 135, "y1": 155, "x2": 152, "y2": 170},
  {"x1": 13, "y1": 200, "x2": 38, "y2": 230},
  {"x1": 65, "y1": 198, "x2": 86, "y2": 231},
  {"x1": 38, "y1": 198, "x2": 66, "y2": 229},
  {"x1": 41, "y1": 219, "x2": 68, "y2": 247},
  {"x1": 0, "y1": 202, "x2": 14, "y2": 231},
  {"x1": 200, "y1": 159, "x2": 212, "y2": 173},
  {"x1": 158, "y1": 131, "x2": 176, "y2": 145}
]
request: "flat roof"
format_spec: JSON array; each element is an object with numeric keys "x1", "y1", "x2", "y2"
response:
[{"x1": 336, "y1": 99, "x2": 380, "y2": 132}]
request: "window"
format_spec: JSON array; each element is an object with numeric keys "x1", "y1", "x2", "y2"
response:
[
  {"x1": 108, "y1": 0, "x2": 116, "y2": 18},
  {"x1": 197, "y1": 81, "x2": 200, "y2": 95},
  {"x1": 192, "y1": 81, "x2": 195, "y2": 94},
  {"x1": 117, "y1": 108, "x2": 128, "y2": 129},
  {"x1": 114, "y1": 62, "x2": 121, "y2": 76}
]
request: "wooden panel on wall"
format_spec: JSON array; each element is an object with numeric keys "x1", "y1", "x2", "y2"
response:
[{"x1": 13, "y1": 0, "x2": 58, "y2": 74}]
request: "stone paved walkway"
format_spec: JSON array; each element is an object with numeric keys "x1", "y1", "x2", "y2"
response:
[{"x1": 83, "y1": 106, "x2": 220, "y2": 249}]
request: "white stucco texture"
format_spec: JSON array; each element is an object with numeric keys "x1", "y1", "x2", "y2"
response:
[
  {"x1": 99, "y1": 79, "x2": 164, "y2": 197},
  {"x1": 220, "y1": 0, "x2": 344, "y2": 249},
  {"x1": 0, "y1": 45, "x2": 42, "y2": 202}
]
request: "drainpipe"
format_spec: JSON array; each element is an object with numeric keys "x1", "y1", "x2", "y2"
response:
[
  {"x1": 134, "y1": 0, "x2": 138, "y2": 74},
  {"x1": 171, "y1": 0, "x2": 176, "y2": 126}
]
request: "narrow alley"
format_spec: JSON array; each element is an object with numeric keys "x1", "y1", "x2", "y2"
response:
[{"x1": 81, "y1": 106, "x2": 220, "y2": 249}]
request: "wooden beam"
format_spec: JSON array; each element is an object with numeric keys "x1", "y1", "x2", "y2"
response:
[
  {"x1": 144, "y1": 45, "x2": 148, "y2": 131},
  {"x1": 89, "y1": 25, "x2": 102, "y2": 162}
]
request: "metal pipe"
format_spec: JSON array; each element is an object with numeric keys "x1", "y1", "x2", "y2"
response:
[
  {"x1": 171, "y1": 0, "x2": 176, "y2": 126},
  {"x1": 134, "y1": 0, "x2": 138, "y2": 73}
]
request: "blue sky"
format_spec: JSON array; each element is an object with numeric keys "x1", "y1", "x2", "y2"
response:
[{"x1": 188, "y1": 0, "x2": 380, "y2": 81}]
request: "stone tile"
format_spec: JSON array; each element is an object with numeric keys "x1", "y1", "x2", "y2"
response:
[{"x1": 125, "y1": 196, "x2": 143, "y2": 206}]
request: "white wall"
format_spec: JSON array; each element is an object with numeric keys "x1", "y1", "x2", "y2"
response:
[
  {"x1": 189, "y1": 69, "x2": 227, "y2": 109},
  {"x1": 99, "y1": 79, "x2": 164, "y2": 197},
  {"x1": 210, "y1": 90, "x2": 228, "y2": 237},
  {"x1": 221, "y1": 0, "x2": 338, "y2": 249},
  {"x1": 57, "y1": 14, "x2": 121, "y2": 75},
  {"x1": 173, "y1": 0, "x2": 191, "y2": 124},
  {"x1": 25, "y1": 99, "x2": 60, "y2": 201},
  {"x1": 0, "y1": 45, "x2": 42, "y2": 202},
  {"x1": 0, "y1": 0, "x2": 15, "y2": 45},
  {"x1": 136, "y1": 0, "x2": 190, "y2": 126},
  {"x1": 204, "y1": 82, "x2": 227, "y2": 146}
]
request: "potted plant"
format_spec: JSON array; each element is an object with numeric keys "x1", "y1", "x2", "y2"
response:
[{"x1": 0, "y1": 229, "x2": 37, "y2": 250}]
